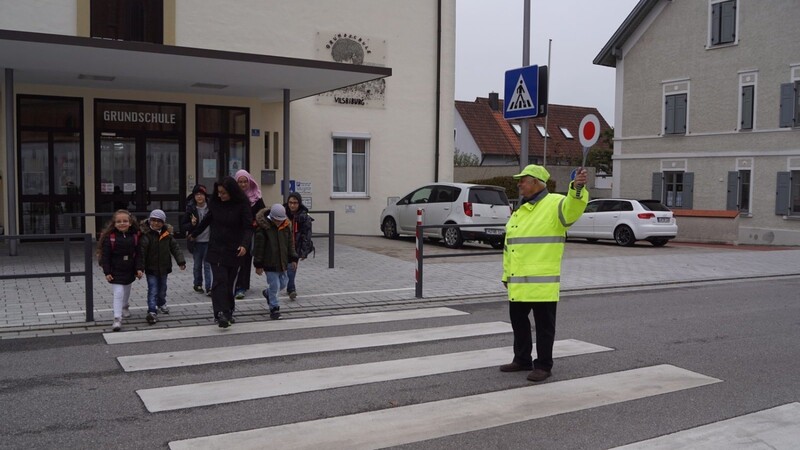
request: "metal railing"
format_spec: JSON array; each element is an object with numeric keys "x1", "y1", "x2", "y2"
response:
[
  {"x1": 0, "y1": 233, "x2": 95, "y2": 322},
  {"x1": 308, "y1": 210, "x2": 335, "y2": 268},
  {"x1": 414, "y1": 221, "x2": 504, "y2": 298}
]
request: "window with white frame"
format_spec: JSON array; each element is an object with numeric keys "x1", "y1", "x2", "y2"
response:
[
  {"x1": 779, "y1": 80, "x2": 799, "y2": 128},
  {"x1": 709, "y1": 0, "x2": 737, "y2": 46},
  {"x1": 332, "y1": 136, "x2": 369, "y2": 195},
  {"x1": 728, "y1": 168, "x2": 751, "y2": 212},
  {"x1": 560, "y1": 127, "x2": 573, "y2": 139},
  {"x1": 664, "y1": 93, "x2": 687, "y2": 135},
  {"x1": 739, "y1": 72, "x2": 756, "y2": 130},
  {"x1": 776, "y1": 159, "x2": 800, "y2": 216},
  {"x1": 653, "y1": 170, "x2": 693, "y2": 209}
]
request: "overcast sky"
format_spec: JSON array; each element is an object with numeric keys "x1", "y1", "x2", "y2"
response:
[{"x1": 455, "y1": 0, "x2": 640, "y2": 125}]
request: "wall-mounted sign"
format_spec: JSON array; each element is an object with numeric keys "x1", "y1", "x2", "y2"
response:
[
  {"x1": 316, "y1": 31, "x2": 387, "y2": 108},
  {"x1": 96, "y1": 100, "x2": 184, "y2": 133}
]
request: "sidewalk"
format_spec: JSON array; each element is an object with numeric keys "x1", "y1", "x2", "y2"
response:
[{"x1": 1, "y1": 236, "x2": 799, "y2": 338}]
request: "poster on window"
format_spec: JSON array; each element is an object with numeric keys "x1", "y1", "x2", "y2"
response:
[
  {"x1": 203, "y1": 159, "x2": 217, "y2": 178},
  {"x1": 315, "y1": 31, "x2": 387, "y2": 108}
]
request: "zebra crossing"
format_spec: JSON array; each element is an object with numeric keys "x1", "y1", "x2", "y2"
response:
[{"x1": 101, "y1": 306, "x2": 798, "y2": 449}]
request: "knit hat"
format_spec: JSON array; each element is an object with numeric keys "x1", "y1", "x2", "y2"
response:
[
  {"x1": 191, "y1": 184, "x2": 207, "y2": 197},
  {"x1": 268, "y1": 203, "x2": 287, "y2": 221},
  {"x1": 149, "y1": 209, "x2": 166, "y2": 222},
  {"x1": 512, "y1": 164, "x2": 551, "y2": 182}
]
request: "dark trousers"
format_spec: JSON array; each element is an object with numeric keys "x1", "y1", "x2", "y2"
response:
[
  {"x1": 509, "y1": 301, "x2": 557, "y2": 371},
  {"x1": 210, "y1": 263, "x2": 239, "y2": 319},
  {"x1": 235, "y1": 250, "x2": 253, "y2": 292}
]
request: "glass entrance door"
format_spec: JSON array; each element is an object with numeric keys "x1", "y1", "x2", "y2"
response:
[
  {"x1": 19, "y1": 131, "x2": 84, "y2": 234},
  {"x1": 97, "y1": 135, "x2": 181, "y2": 227}
]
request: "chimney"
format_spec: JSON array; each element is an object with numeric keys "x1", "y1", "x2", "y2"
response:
[{"x1": 488, "y1": 92, "x2": 499, "y2": 111}]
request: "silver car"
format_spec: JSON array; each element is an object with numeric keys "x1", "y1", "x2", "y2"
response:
[{"x1": 380, "y1": 183, "x2": 512, "y2": 249}]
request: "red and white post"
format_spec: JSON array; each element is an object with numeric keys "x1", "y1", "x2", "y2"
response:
[{"x1": 415, "y1": 208, "x2": 424, "y2": 298}]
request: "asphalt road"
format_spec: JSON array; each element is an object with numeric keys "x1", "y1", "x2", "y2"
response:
[{"x1": 1, "y1": 276, "x2": 798, "y2": 449}]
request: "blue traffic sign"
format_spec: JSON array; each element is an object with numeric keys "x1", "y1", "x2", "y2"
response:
[{"x1": 504, "y1": 65, "x2": 539, "y2": 120}]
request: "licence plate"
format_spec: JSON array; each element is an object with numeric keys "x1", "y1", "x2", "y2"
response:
[
  {"x1": 657, "y1": 217, "x2": 670, "y2": 223},
  {"x1": 485, "y1": 228, "x2": 504, "y2": 236}
]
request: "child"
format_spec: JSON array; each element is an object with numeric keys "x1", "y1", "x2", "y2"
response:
[
  {"x1": 183, "y1": 184, "x2": 212, "y2": 295},
  {"x1": 98, "y1": 209, "x2": 144, "y2": 332},
  {"x1": 253, "y1": 203, "x2": 298, "y2": 320},
  {"x1": 283, "y1": 192, "x2": 314, "y2": 300},
  {"x1": 140, "y1": 209, "x2": 186, "y2": 324}
]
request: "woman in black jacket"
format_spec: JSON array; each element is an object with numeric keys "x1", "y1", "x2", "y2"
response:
[{"x1": 190, "y1": 176, "x2": 253, "y2": 328}]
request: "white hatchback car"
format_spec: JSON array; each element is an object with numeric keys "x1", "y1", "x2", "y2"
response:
[
  {"x1": 567, "y1": 198, "x2": 678, "y2": 247},
  {"x1": 380, "y1": 183, "x2": 511, "y2": 249}
]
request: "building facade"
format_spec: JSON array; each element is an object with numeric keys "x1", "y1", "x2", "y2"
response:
[
  {"x1": 595, "y1": 0, "x2": 800, "y2": 245},
  {"x1": 0, "y1": 0, "x2": 455, "y2": 237}
]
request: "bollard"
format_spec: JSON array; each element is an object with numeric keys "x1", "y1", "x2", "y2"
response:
[{"x1": 415, "y1": 208, "x2": 424, "y2": 298}]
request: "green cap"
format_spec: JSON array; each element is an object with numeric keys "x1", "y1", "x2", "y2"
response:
[{"x1": 512, "y1": 164, "x2": 550, "y2": 182}]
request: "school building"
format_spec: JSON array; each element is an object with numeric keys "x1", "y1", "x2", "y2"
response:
[{"x1": 0, "y1": 0, "x2": 456, "y2": 237}]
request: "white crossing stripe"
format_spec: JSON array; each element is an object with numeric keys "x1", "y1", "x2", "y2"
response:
[
  {"x1": 104, "y1": 307, "x2": 468, "y2": 344},
  {"x1": 613, "y1": 402, "x2": 800, "y2": 449},
  {"x1": 118, "y1": 322, "x2": 510, "y2": 372},
  {"x1": 138, "y1": 339, "x2": 613, "y2": 412},
  {"x1": 168, "y1": 364, "x2": 720, "y2": 450}
]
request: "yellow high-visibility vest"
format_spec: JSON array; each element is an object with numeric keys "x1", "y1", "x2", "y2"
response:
[{"x1": 502, "y1": 183, "x2": 588, "y2": 302}]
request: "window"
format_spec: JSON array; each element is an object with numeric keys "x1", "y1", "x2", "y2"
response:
[
  {"x1": 91, "y1": 0, "x2": 163, "y2": 44},
  {"x1": 652, "y1": 171, "x2": 694, "y2": 209},
  {"x1": 779, "y1": 81, "x2": 799, "y2": 128},
  {"x1": 560, "y1": 127, "x2": 573, "y2": 139},
  {"x1": 511, "y1": 123, "x2": 521, "y2": 135},
  {"x1": 196, "y1": 106, "x2": 249, "y2": 190},
  {"x1": 710, "y1": 0, "x2": 736, "y2": 46},
  {"x1": 333, "y1": 136, "x2": 369, "y2": 196},
  {"x1": 664, "y1": 93, "x2": 687, "y2": 135},
  {"x1": 740, "y1": 85, "x2": 754, "y2": 130},
  {"x1": 776, "y1": 170, "x2": 800, "y2": 216},
  {"x1": 535, "y1": 125, "x2": 549, "y2": 138},
  {"x1": 727, "y1": 170, "x2": 751, "y2": 212}
]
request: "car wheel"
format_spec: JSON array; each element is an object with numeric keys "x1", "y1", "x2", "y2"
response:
[
  {"x1": 442, "y1": 226, "x2": 463, "y2": 249},
  {"x1": 382, "y1": 217, "x2": 399, "y2": 239},
  {"x1": 613, "y1": 225, "x2": 636, "y2": 247},
  {"x1": 489, "y1": 240, "x2": 504, "y2": 250},
  {"x1": 649, "y1": 238, "x2": 669, "y2": 247}
]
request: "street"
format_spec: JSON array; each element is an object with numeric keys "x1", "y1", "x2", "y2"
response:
[{"x1": 1, "y1": 276, "x2": 798, "y2": 449}]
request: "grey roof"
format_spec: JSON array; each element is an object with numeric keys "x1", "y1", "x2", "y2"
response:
[{"x1": 593, "y1": 0, "x2": 662, "y2": 68}]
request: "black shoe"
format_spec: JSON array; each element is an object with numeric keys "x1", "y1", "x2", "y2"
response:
[
  {"x1": 216, "y1": 311, "x2": 231, "y2": 328},
  {"x1": 526, "y1": 368, "x2": 552, "y2": 382},
  {"x1": 269, "y1": 306, "x2": 282, "y2": 320},
  {"x1": 499, "y1": 362, "x2": 533, "y2": 372}
]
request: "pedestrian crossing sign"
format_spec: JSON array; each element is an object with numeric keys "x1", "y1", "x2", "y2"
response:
[{"x1": 503, "y1": 65, "x2": 539, "y2": 120}]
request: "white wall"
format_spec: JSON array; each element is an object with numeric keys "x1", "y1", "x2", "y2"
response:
[
  {"x1": 0, "y1": 0, "x2": 77, "y2": 34},
  {"x1": 454, "y1": 108, "x2": 481, "y2": 161},
  {"x1": 176, "y1": 0, "x2": 456, "y2": 235}
]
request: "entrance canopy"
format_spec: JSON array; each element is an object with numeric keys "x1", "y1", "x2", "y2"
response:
[{"x1": 0, "y1": 29, "x2": 392, "y2": 101}]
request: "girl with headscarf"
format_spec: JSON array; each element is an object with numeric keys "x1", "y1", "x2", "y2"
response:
[{"x1": 233, "y1": 169, "x2": 266, "y2": 302}]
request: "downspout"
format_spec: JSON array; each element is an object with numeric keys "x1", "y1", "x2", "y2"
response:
[
  {"x1": 282, "y1": 89, "x2": 290, "y2": 202},
  {"x1": 434, "y1": 0, "x2": 442, "y2": 182},
  {"x1": 4, "y1": 69, "x2": 18, "y2": 255}
]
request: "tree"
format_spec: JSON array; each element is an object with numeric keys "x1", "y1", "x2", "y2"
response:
[
  {"x1": 587, "y1": 128, "x2": 614, "y2": 174},
  {"x1": 454, "y1": 149, "x2": 480, "y2": 167}
]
